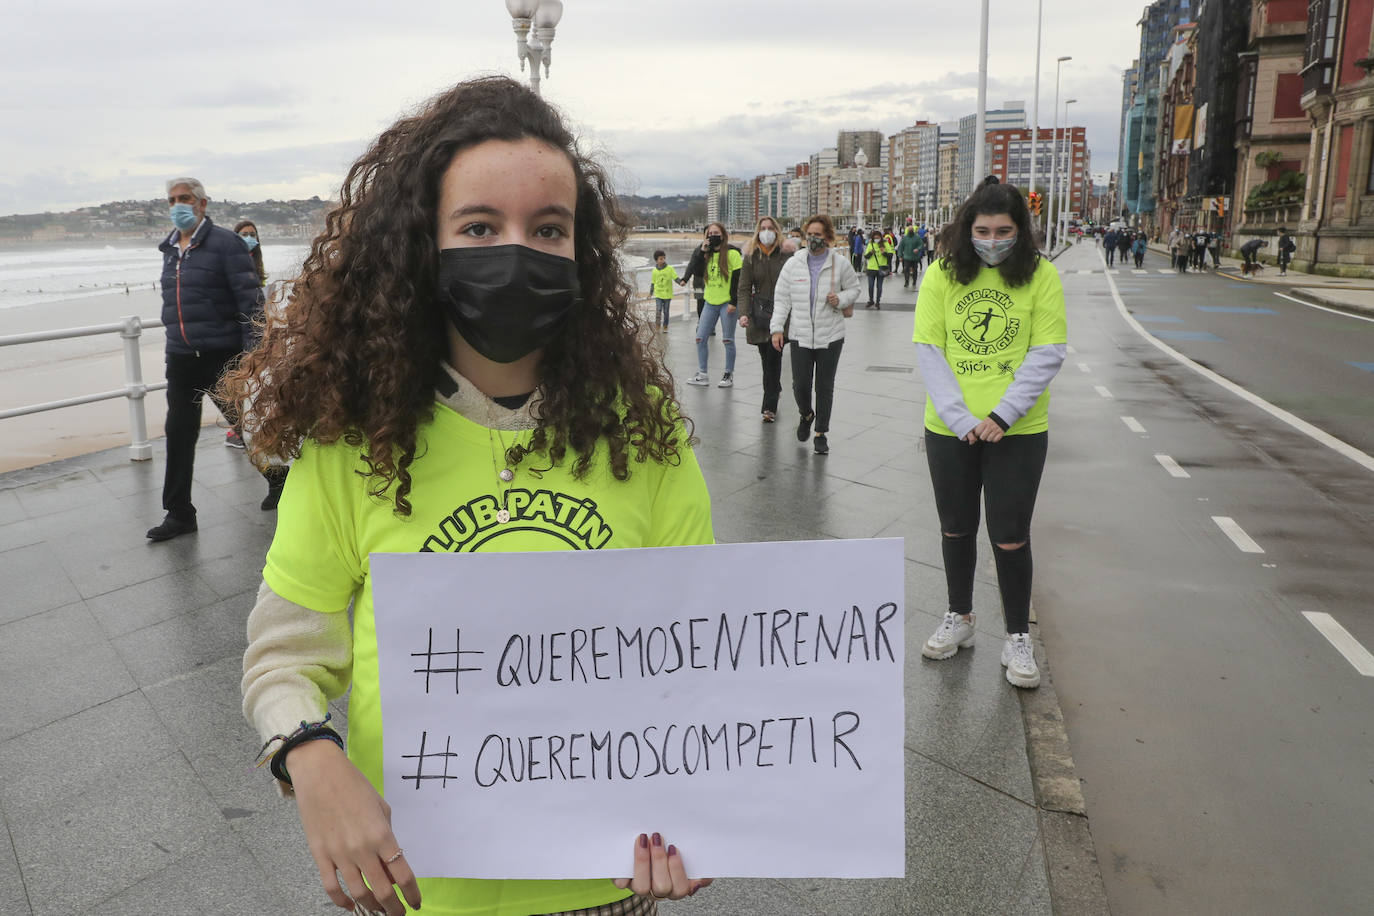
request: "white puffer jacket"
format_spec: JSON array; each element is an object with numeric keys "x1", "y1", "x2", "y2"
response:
[{"x1": 770, "y1": 248, "x2": 862, "y2": 349}]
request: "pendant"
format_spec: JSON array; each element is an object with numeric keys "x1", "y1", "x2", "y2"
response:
[
  {"x1": 497, "y1": 509, "x2": 511, "y2": 524},
  {"x1": 499, "y1": 468, "x2": 515, "y2": 482}
]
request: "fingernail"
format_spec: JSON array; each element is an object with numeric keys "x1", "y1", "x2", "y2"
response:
[
  {"x1": 668, "y1": 844, "x2": 678, "y2": 857},
  {"x1": 651, "y1": 832, "x2": 662, "y2": 847},
  {"x1": 638, "y1": 833, "x2": 648, "y2": 849}
]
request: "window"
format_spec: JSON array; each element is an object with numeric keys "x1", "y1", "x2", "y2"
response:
[
  {"x1": 1302, "y1": 0, "x2": 1340, "y2": 96},
  {"x1": 1275, "y1": 72, "x2": 1305, "y2": 118}
]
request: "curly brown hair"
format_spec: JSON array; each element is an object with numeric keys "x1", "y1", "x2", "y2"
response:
[{"x1": 220, "y1": 76, "x2": 688, "y2": 516}]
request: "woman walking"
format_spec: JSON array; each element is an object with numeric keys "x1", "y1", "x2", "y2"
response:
[
  {"x1": 770, "y1": 215, "x2": 860, "y2": 455},
  {"x1": 684, "y1": 222, "x2": 741, "y2": 387},
  {"x1": 863, "y1": 228, "x2": 894, "y2": 308},
  {"x1": 231, "y1": 76, "x2": 713, "y2": 916},
  {"x1": 913, "y1": 177, "x2": 1067, "y2": 689},
  {"x1": 738, "y1": 216, "x2": 789, "y2": 422}
]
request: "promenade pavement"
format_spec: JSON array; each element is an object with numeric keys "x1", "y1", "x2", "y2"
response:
[{"x1": 0, "y1": 267, "x2": 1106, "y2": 916}]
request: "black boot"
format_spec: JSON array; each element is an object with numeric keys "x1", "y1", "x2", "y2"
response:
[
  {"x1": 147, "y1": 513, "x2": 197, "y2": 542},
  {"x1": 261, "y1": 467, "x2": 289, "y2": 511}
]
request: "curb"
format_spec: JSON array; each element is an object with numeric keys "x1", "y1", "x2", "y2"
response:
[{"x1": 1021, "y1": 625, "x2": 1112, "y2": 915}]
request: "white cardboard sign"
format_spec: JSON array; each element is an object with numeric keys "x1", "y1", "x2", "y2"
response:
[{"x1": 372, "y1": 538, "x2": 905, "y2": 880}]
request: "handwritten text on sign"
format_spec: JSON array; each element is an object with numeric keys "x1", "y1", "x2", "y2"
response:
[{"x1": 372, "y1": 538, "x2": 905, "y2": 880}]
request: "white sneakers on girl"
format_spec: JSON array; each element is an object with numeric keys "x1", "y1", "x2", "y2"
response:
[
  {"x1": 1001, "y1": 633, "x2": 1041, "y2": 688},
  {"x1": 922, "y1": 611, "x2": 976, "y2": 659}
]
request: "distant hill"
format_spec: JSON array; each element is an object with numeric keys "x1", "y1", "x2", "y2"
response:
[
  {"x1": 0, "y1": 197, "x2": 334, "y2": 242},
  {"x1": 617, "y1": 194, "x2": 706, "y2": 230}
]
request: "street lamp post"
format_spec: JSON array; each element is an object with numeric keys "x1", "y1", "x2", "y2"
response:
[
  {"x1": 1060, "y1": 99, "x2": 1077, "y2": 245},
  {"x1": 505, "y1": 0, "x2": 563, "y2": 96},
  {"x1": 1046, "y1": 55, "x2": 1070, "y2": 249},
  {"x1": 1030, "y1": 0, "x2": 1043, "y2": 228}
]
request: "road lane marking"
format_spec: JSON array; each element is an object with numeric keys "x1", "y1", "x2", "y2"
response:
[
  {"x1": 1349, "y1": 361, "x2": 1374, "y2": 373},
  {"x1": 1197, "y1": 306, "x2": 1277, "y2": 314},
  {"x1": 1077, "y1": 362, "x2": 1091, "y2": 372},
  {"x1": 1301, "y1": 612, "x2": 1374, "y2": 676},
  {"x1": 1156, "y1": 269, "x2": 1174, "y2": 274},
  {"x1": 1121, "y1": 416, "x2": 1147, "y2": 433},
  {"x1": 1155, "y1": 454, "x2": 1190, "y2": 478},
  {"x1": 1094, "y1": 385, "x2": 1114, "y2": 398},
  {"x1": 1101, "y1": 269, "x2": 1374, "y2": 474},
  {"x1": 1273, "y1": 291, "x2": 1374, "y2": 325},
  {"x1": 1211, "y1": 516, "x2": 1264, "y2": 553},
  {"x1": 1132, "y1": 269, "x2": 1148, "y2": 274},
  {"x1": 1076, "y1": 269, "x2": 1095, "y2": 274}
]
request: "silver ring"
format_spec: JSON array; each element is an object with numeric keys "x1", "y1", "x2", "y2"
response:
[{"x1": 385, "y1": 848, "x2": 404, "y2": 864}]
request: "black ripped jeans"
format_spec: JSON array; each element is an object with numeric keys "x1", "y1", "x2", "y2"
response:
[{"x1": 924, "y1": 430, "x2": 1049, "y2": 634}]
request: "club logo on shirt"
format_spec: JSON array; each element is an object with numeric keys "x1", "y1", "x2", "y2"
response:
[
  {"x1": 420, "y1": 488, "x2": 614, "y2": 553},
  {"x1": 951, "y1": 288, "x2": 1021, "y2": 356}
]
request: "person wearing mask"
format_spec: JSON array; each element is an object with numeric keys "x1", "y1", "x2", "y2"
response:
[
  {"x1": 230, "y1": 218, "x2": 291, "y2": 509},
  {"x1": 1131, "y1": 232, "x2": 1147, "y2": 269},
  {"x1": 898, "y1": 225, "x2": 923, "y2": 288},
  {"x1": 683, "y1": 222, "x2": 741, "y2": 387},
  {"x1": 1171, "y1": 230, "x2": 1191, "y2": 273},
  {"x1": 1103, "y1": 228, "x2": 1118, "y2": 267},
  {"x1": 230, "y1": 75, "x2": 713, "y2": 916},
  {"x1": 770, "y1": 215, "x2": 860, "y2": 455},
  {"x1": 1277, "y1": 227, "x2": 1296, "y2": 276},
  {"x1": 737, "y1": 217, "x2": 789, "y2": 423},
  {"x1": 147, "y1": 178, "x2": 262, "y2": 541},
  {"x1": 850, "y1": 227, "x2": 865, "y2": 272},
  {"x1": 863, "y1": 229, "x2": 894, "y2": 308},
  {"x1": 675, "y1": 232, "x2": 710, "y2": 321},
  {"x1": 913, "y1": 176, "x2": 1067, "y2": 690}
]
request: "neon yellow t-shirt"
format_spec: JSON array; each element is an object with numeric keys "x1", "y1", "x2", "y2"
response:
[
  {"x1": 703, "y1": 248, "x2": 742, "y2": 306},
  {"x1": 651, "y1": 264, "x2": 678, "y2": 299},
  {"x1": 912, "y1": 258, "x2": 1067, "y2": 436},
  {"x1": 264, "y1": 400, "x2": 714, "y2": 916}
]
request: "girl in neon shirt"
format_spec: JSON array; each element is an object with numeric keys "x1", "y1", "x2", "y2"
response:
[{"x1": 227, "y1": 76, "x2": 713, "y2": 916}]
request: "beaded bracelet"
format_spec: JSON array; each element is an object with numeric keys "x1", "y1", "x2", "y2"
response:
[{"x1": 254, "y1": 713, "x2": 344, "y2": 786}]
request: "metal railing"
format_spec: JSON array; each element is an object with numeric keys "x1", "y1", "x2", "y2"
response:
[
  {"x1": 0, "y1": 315, "x2": 165, "y2": 461},
  {"x1": 0, "y1": 261, "x2": 692, "y2": 466}
]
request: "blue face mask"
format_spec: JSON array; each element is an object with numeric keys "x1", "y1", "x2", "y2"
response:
[
  {"x1": 240, "y1": 234, "x2": 259, "y2": 251},
  {"x1": 169, "y1": 203, "x2": 198, "y2": 231}
]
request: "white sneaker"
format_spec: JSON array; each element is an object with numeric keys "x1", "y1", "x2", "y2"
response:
[
  {"x1": 922, "y1": 611, "x2": 975, "y2": 660},
  {"x1": 686, "y1": 371, "x2": 709, "y2": 386},
  {"x1": 718, "y1": 372, "x2": 734, "y2": 388},
  {"x1": 1001, "y1": 633, "x2": 1041, "y2": 688}
]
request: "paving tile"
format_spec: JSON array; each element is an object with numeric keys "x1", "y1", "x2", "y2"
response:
[
  {"x1": 905, "y1": 627, "x2": 1015, "y2": 770},
  {"x1": 961, "y1": 689, "x2": 1037, "y2": 805},
  {"x1": 1008, "y1": 837, "x2": 1054, "y2": 916},
  {"x1": 112, "y1": 592, "x2": 252, "y2": 688},
  {"x1": 0, "y1": 542, "x2": 81, "y2": 626},
  {"x1": 11, "y1": 470, "x2": 104, "y2": 519},
  {"x1": 84, "y1": 566, "x2": 223, "y2": 638},
  {"x1": 56, "y1": 531, "x2": 200, "y2": 599},
  {"x1": 0, "y1": 602, "x2": 137, "y2": 742},
  {"x1": 0, "y1": 518, "x2": 42, "y2": 554},
  {"x1": 144, "y1": 655, "x2": 264, "y2": 763},
  {"x1": 77, "y1": 830, "x2": 279, "y2": 916},
  {"x1": 0, "y1": 691, "x2": 176, "y2": 822},
  {"x1": 88, "y1": 455, "x2": 162, "y2": 499},
  {"x1": 670, "y1": 877, "x2": 815, "y2": 915},
  {"x1": 194, "y1": 541, "x2": 271, "y2": 599},
  {"x1": 10, "y1": 752, "x2": 223, "y2": 916},
  {"x1": 0, "y1": 489, "x2": 26, "y2": 525},
  {"x1": 0, "y1": 818, "x2": 33, "y2": 916}
]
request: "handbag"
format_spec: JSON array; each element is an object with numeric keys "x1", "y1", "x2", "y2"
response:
[{"x1": 833, "y1": 253, "x2": 854, "y2": 318}]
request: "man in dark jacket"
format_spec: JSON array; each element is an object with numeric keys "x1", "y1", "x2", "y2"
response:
[
  {"x1": 1276, "y1": 227, "x2": 1296, "y2": 276},
  {"x1": 147, "y1": 177, "x2": 263, "y2": 541}
]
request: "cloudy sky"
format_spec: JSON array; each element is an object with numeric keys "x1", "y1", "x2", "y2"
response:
[{"x1": 1, "y1": 0, "x2": 1142, "y2": 216}]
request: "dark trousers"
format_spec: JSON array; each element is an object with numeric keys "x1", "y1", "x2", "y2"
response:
[
  {"x1": 866, "y1": 269, "x2": 885, "y2": 304},
  {"x1": 1105, "y1": 246, "x2": 1115, "y2": 265},
  {"x1": 902, "y1": 258, "x2": 919, "y2": 285},
  {"x1": 924, "y1": 430, "x2": 1048, "y2": 634},
  {"x1": 162, "y1": 349, "x2": 240, "y2": 519},
  {"x1": 790, "y1": 339, "x2": 844, "y2": 434},
  {"x1": 756, "y1": 342, "x2": 783, "y2": 414}
]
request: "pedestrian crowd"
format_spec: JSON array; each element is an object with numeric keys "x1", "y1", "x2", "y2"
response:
[{"x1": 140, "y1": 76, "x2": 1069, "y2": 916}]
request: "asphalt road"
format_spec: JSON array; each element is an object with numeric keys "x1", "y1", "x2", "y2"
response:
[{"x1": 1033, "y1": 242, "x2": 1374, "y2": 915}]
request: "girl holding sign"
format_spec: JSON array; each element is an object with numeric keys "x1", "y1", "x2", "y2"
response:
[
  {"x1": 231, "y1": 76, "x2": 713, "y2": 916},
  {"x1": 912, "y1": 176, "x2": 1067, "y2": 690}
]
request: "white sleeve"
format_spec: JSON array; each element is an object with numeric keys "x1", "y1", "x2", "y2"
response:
[
  {"x1": 989, "y1": 343, "x2": 1067, "y2": 429},
  {"x1": 241, "y1": 578, "x2": 353, "y2": 746},
  {"x1": 770, "y1": 259, "x2": 795, "y2": 336},
  {"x1": 915, "y1": 343, "x2": 978, "y2": 439}
]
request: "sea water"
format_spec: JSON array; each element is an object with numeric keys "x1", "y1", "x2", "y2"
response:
[{"x1": 0, "y1": 241, "x2": 313, "y2": 313}]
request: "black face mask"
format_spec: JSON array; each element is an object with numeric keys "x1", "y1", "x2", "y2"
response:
[
  {"x1": 436, "y1": 245, "x2": 582, "y2": 364},
  {"x1": 706, "y1": 235, "x2": 723, "y2": 250}
]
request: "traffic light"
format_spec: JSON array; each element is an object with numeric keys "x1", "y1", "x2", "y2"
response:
[{"x1": 1028, "y1": 191, "x2": 1042, "y2": 216}]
